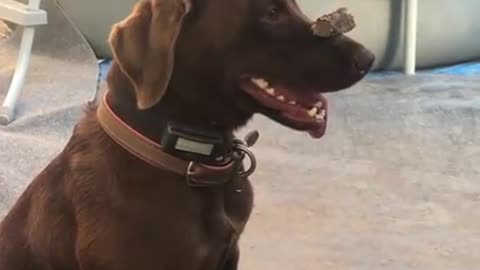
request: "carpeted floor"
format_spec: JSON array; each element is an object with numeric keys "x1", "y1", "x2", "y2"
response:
[
  {"x1": 237, "y1": 73, "x2": 480, "y2": 269},
  {"x1": 0, "y1": 0, "x2": 98, "y2": 215},
  {"x1": 1, "y1": 4, "x2": 480, "y2": 268}
]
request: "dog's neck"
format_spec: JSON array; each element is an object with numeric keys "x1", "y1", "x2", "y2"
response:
[{"x1": 104, "y1": 62, "x2": 248, "y2": 145}]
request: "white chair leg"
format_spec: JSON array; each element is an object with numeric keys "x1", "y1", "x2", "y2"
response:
[
  {"x1": 0, "y1": 0, "x2": 42, "y2": 125},
  {"x1": 404, "y1": 0, "x2": 418, "y2": 75},
  {"x1": 0, "y1": 26, "x2": 36, "y2": 125}
]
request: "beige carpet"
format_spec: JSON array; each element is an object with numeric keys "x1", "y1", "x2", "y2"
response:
[
  {"x1": 238, "y1": 73, "x2": 480, "y2": 270},
  {"x1": 0, "y1": 0, "x2": 98, "y2": 215}
]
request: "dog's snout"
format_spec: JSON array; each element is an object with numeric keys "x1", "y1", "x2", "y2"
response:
[
  {"x1": 353, "y1": 47, "x2": 375, "y2": 74},
  {"x1": 327, "y1": 35, "x2": 375, "y2": 75}
]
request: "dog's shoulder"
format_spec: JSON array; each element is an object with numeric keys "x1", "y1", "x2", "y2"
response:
[{"x1": 0, "y1": 107, "x2": 117, "y2": 269}]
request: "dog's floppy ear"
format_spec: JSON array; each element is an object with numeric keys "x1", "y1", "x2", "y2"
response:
[{"x1": 108, "y1": 0, "x2": 191, "y2": 110}]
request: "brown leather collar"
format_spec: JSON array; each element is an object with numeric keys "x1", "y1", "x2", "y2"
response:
[{"x1": 96, "y1": 92, "x2": 257, "y2": 187}]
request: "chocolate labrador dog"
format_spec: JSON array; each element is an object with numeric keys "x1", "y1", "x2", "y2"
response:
[{"x1": 0, "y1": 0, "x2": 374, "y2": 269}]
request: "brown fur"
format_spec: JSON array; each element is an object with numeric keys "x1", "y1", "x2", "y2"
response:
[{"x1": 0, "y1": 0, "x2": 373, "y2": 269}]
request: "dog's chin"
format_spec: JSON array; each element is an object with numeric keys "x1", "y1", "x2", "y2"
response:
[{"x1": 238, "y1": 76, "x2": 330, "y2": 139}]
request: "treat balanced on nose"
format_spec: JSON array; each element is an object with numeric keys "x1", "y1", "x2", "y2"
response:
[{"x1": 312, "y1": 8, "x2": 356, "y2": 37}]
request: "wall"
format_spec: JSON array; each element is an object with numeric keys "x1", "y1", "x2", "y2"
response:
[
  {"x1": 298, "y1": 0, "x2": 480, "y2": 70},
  {"x1": 56, "y1": 0, "x2": 480, "y2": 70}
]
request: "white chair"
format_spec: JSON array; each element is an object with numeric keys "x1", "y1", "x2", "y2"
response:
[{"x1": 0, "y1": 0, "x2": 47, "y2": 125}]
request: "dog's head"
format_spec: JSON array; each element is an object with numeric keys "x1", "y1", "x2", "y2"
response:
[{"x1": 109, "y1": 0, "x2": 374, "y2": 138}]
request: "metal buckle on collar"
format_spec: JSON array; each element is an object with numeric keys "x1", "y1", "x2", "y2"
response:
[
  {"x1": 185, "y1": 162, "x2": 233, "y2": 187},
  {"x1": 185, "y1": 130, "x2": 259, "y2": 187}
]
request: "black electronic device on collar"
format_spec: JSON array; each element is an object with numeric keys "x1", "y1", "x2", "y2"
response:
[{"x1": 160, "y1": 121, "x2": 231, "y2": 163}]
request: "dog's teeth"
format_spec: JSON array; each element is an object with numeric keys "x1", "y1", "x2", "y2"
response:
[
  {"x1": 308, "y1": 107, "x2": 318, "y2": 117},
  {"x1": 288, "y1": 100, "x2": 296, "y2": 105},
  {"x1": 251, "y1": 78, "x2": 269, "y2": 89},
  {"x1": 266, "y1": 88, "x2": 275, "y2": 96},
  {"x1": 276, "y1": 95, "x2": 285, "y2": 101},
  {"x1": 320, "y1": 109, "x2": 326, "y2": 118},
  {"x1": 315, "y1": 109, "x2": 326, "y2": 120}
]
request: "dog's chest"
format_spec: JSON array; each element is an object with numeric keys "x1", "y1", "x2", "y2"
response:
[
  {"x1": 205, "y1": 180, "x2": 252, "y2": 232},
  {"x1": 202, "y1": 183, "x2": 252, "y2": 237},
  {"x1": 117, "y1": 176, "x2": 253, "y2": 270},
  {"x1": 186, "y1": 178, "x2": 253, "y2": 267},
  {"x1": 74, "y1": 169, "x2": 254, "y2": 270}
]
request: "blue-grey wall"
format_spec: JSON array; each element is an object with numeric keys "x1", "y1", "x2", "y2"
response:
[{"x1": 57, "y1": 0, "x2": 480, "y2": 70}]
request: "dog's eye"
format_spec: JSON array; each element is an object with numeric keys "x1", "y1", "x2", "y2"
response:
[
  {"x1": 263, "y1": 5, "x2": 284, "y2": 23},
  {"x1": 267, "y1": 7, "x2": 280, "y2": 20}
]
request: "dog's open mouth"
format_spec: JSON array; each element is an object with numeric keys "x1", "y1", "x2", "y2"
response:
[{"x1": 241, "y1": 77, "x2": 328, "y2": 139}]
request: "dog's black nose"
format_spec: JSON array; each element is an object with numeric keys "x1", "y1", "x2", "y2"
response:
[{"x1": 353, "y1": 48, "x2": 375, "y2": 74}]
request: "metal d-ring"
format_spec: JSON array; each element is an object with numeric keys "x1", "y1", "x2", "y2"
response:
[
  {"x1": 185, "y1": 137, "x2": 258, "y2": 186},
  {"x1": 233, "y1": 143, "x2": 257, "y2": 178},
  {"x1": 185, "y1": 161, "x2": 197, "y2": 186}
]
